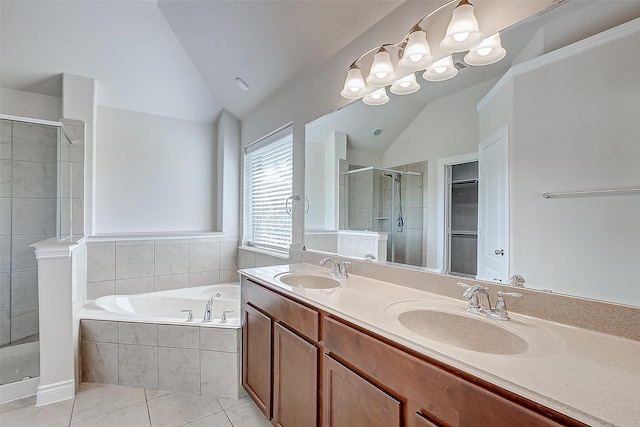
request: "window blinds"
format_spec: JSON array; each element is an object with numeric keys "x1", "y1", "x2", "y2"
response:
[{"x1": 244, "y1": 128, "x2": 293, "y2": 251}]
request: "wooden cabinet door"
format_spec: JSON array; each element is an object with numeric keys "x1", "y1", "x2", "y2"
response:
[
  {"x1": 273, "y1": 323, "x2": 318, "y2": 427},
  {"x1": 323, "y1": 355, "x2": 401, "y2": 427},
  {"x1": 242, "y1": 303, "x2": 272, "y2": 420}
]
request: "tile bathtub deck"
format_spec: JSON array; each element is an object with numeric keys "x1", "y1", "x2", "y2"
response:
[{"x1": 0, "y1": 383, "x2": 271, "y2": 427}]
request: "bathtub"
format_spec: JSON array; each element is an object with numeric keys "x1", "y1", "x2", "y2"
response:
[
  {"x1": 82, "y1": 283, "x2": 241, "y2": 327},
  {"x1": 80, "y1": 282, "x2": 244, "y2": 398}
]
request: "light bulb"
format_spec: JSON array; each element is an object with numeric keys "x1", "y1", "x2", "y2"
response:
[
  {"x1": 366, "y1": 48, "x2": 396, "y2": 86},
  {"x1": 453, "y1": 32, "x2": 470, "y2": 42},
  {"x1": 464, "y1": 33, "x2": 506, "y2": 66},
  {"x1": 440, "y1": 0, "x2": 483, "y2": 53},
  {"x1": 399, "y1": 29, "x2": 432, "y2": 71},
  {"x1": 363, "y1": 87, "x2": 390, "y2": 106},
  {"x1": 423, "y1": 56, "x2": 458, "y2": 81},
  {"x1": 390, "y1": 73, "x2": 420, "y2": 95},
  {"x1": 341, "y1": 66, "x2": 367, "y2": 99}
]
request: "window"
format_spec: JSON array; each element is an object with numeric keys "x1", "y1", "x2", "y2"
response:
[{"x1": 244, "y1": 126, "x2": 293, "y2": 252}]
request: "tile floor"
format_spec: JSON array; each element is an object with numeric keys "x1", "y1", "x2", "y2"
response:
[{"x1": 0, "y1": 382, "x2": 272, "y2": 427}]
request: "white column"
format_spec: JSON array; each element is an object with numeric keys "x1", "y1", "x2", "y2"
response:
[{"x1": 31, "y1": 239, "x2": 80, "y2": 406}]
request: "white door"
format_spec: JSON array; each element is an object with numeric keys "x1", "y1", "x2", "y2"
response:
[{"x1": 477, "y1": 126, "x2": 509, "y2": 283}]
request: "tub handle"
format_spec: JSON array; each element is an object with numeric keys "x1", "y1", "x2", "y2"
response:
[
  {"x1": 180, "y1": 309, "x2": 193, "y2": 322},
  {"x1": 220, "y1": 310, "x2": 233, "y2": 324}
]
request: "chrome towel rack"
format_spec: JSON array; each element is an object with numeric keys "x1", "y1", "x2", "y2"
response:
[{"x1": 542, "y1": 188, "x2": 640, "y2": 199}]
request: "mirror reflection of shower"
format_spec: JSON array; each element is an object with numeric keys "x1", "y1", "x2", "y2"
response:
[
  {"x1": 341, "y1": 162, "x2": 426, "y2": 266},
  {"x1": 384, "y1": 172, "x2": 405, "y2": 233}
]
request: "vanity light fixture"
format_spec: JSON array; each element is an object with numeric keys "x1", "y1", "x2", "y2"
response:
[
  {"x1": 362, "y1": 87, "x2": 390, "y2": 106},
  {"x1": 423, "y1": 56, "x2": 458, "y2": 81},
  {"x1": 366, "y1": 47, "x2": 396, "y2": 85},
  {"x1": 390, "y1": 73, "x2": 420, "y2": 95},
  {"x1": 440, "y1": 0, "x2": 484, "y2": 53},
  {"x1": 464, "y1": 33, "x2": 507, "y2": 66},
  {"x1": 340, "y1": 0, "x2": 510, "y2": 105}
]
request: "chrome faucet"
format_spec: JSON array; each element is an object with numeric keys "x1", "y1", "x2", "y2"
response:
[
  {"x1": 461, "y1": 284, "x2": 492, "y2": 314},
  {"x1": 363, "y1": 253, "x2": 376, "y2": 262},
  {"x1": 319, "y1": 257, "x2": 351, "y2": 278},
  {"x1": 457, "y1": 282, "x2": 522, "y2": 321},
  {"x1": 202, "y1": 292, "x2": 221, "y2": 323},
  {"x1": 508, "y1": 274, "x2": 526, "y2": 287}
]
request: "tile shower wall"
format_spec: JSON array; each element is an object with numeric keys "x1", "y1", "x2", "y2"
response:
[
  {"x1": 80, "y1": 319, "x2": 243, "y2": 398},
  {"x1": 86, "y1": 236, "x2": 239, "y2": 299},
  {"x1": 1, "y1": 120, "x2": 57, "y2": 346}
]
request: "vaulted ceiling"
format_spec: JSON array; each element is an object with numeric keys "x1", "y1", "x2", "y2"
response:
[
  {"x1": 0, "y1": 0, "x2": 404, "y2": 122},
  {"x1": 1, "y1": 0, "x2": 639, "y2": 127}
]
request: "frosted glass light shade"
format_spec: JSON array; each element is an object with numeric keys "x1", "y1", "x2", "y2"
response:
[
  {"x1": 399, "y1": 30, "x2": 432, "y2": 71},
  {"x1": 363, "y1": 87, "x2": 390, "y2": 106},
  {"x1": 423, "y1": 56, "x2": 458, "y2": 81},
  {"x1": 390, "y1": 73, "x2": 420, "y2": 95},
  {"x1": 366, "y1": 49, "x2": 396, "y2": 86},
  {"x1": 464, "y1": 33, "x2": 507, "y2": 66},
  {"x1": 440, "y1": 1, "x2": 484, "y2": 53},
  {"x1": 341, "y1": 66, "x2": 367, "y2": 99}
]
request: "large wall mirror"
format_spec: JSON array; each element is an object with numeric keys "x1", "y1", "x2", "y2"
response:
[{"x1": 304, "y1": 0, "x2": 640, "y2": 307}]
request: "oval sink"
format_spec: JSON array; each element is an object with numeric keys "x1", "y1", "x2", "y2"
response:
[
  {"x1": 397, "y1": 309, "x2": 529, "y2": 355},
  {"x1": 276, "y1": 272, "x2": 341, "y2": 289}
]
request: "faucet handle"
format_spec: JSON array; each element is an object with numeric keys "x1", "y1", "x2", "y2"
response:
[
  {"x1": 492, "y1": 291, "x2": 522, "y2": 320},
  {"x1": 339, "y1": 261, "x2": 351, "y2": 278},
  {"x1": 497, "y1": 291, "x2": 522, "y2": 298},
  {"x1": 180, "y1": 309, "x2": 193, "y2": 322},
  {"x1": 220, "y1": 310, "x2": 233, "y2": 324}
]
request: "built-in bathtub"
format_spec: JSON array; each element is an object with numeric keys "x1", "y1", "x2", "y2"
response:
[{"x1": 79, "y1": 283, "x2": 244, "y2": 398}]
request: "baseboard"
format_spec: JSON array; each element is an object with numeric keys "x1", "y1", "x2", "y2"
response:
[
  {"x1": 36, "y1": 379, "x2": 75, "y2": 406},
  {"x1": 0, "y1": 377, "x2": 40, "y2": 404}
]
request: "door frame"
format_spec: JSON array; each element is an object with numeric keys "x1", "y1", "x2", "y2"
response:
[
  {"x1": 477, "y1": 124, "x2": 510, "y2": 283},
  {"x1": 436, "y1": 152, "x2": 478, "y2": 273}
]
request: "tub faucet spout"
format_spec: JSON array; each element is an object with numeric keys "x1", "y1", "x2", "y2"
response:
[{"x1": 203, "y1": 292, "x2": 221, "y2": 323}]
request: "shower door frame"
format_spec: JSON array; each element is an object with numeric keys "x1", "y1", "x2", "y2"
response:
[{"x1": 0, "y1": 113, "x2": 67, "y2": 403}]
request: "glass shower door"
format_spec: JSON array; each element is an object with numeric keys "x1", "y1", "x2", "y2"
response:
[{"x1": 0, "y1": 119, "x2": 59, "y2": 387}]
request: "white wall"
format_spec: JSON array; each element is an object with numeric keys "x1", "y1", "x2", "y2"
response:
[
  {"x1": 0, "y1": 88, "x2": 61, "y2": 121},
  {"x1": 382, "y1": 79, "x2": 495, "y2": 268},
  {"x1": 95, "y1": 106, "x2": 217, "y2": 234},
  {"x1": 512, "y1": 30, "x2": 640, "y2": 305},
  {"x1": 480, "y1": 23, "x2": 640, "y2": 306}
]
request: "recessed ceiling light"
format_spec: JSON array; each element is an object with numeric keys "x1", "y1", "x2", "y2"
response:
[
  {"x1": 373, "y1": 128, "x2": 383, "y2": 136},
  {"x1": 235, "y1": 77, "x2": 249, "y2": 91}
]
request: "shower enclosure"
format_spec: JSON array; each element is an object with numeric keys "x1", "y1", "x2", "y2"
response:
[
  {"x1": 0, "y1": 115, "x2": 77, "y2": 399},
  {"x1": 341, "y1": 164, "x2": 424, "y2": 265}
]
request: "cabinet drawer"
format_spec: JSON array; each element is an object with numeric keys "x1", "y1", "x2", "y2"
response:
[
  {"x1": 324, "y1": 354, "x2": 401, "y2": 427},
  {"x1": 243, "y1": 278, "x2": 319, "y2": 342},
  {"x1": 323, "y1": 316, "x2": 578, "y2": 427}
]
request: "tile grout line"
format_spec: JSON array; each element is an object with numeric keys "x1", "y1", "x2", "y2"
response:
[
  {"x1": 144, "y1": 389, "x2": 153, "y2": 426},
  {"x1": 67, "y1": 393, "x2": 78, "y2": 427}
]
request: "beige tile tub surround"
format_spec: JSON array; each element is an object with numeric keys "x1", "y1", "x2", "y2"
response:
[
  {"x1": 86, "y1": 236, "x2": 239, "y2": 300},
  {"x1": 80, "y1": 320, "x2": 243, "y2": 399},
  {"x1": 301, "y1": 251, "x2": 640, "y2": 342}
]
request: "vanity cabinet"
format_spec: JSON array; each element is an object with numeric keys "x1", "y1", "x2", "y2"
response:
[
  {"x1": 323, "y1": 316, "x2": 584, "y2": 427},
  {"x1": 324, "y1": 354, "x2": 401, "y2": 427},
  {"x1": 241, "y1": 276, "x2": 586, "y2": 427},
  {"x1": 242, "y1": 303, "x2": 272, "y2": 419},
  {"x1": 241, "y1": 278, "x2": 319, "y2": 427}
]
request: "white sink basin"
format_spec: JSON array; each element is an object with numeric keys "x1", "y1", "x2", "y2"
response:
[
  {"x1": 275, "y1": 272, "x2": 341, "y2": 289},
  {"x1": 397, "y1": 309, "x2": 529, "y2": 355},
  {"x1": 383, "y1": 299, "x2": 563, "y2": 356}
]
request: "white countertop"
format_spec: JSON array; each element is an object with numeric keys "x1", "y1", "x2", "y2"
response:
[{"x1": 240, "y1": 263, "x2": 640, "y2": 427}]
